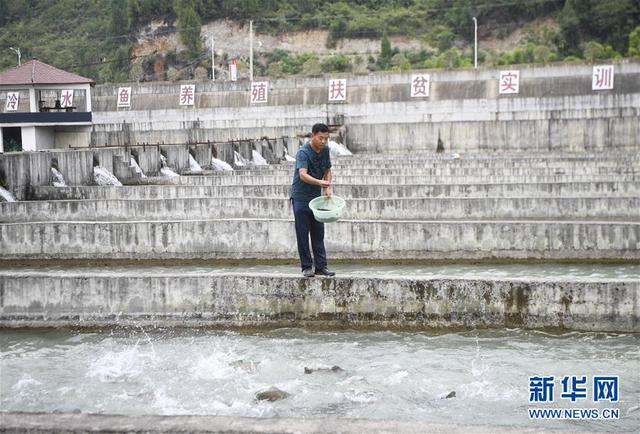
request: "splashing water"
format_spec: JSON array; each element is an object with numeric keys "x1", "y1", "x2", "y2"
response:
[
  {"x1": 51, "y1": 167, "x2": 67, "y2": 187},
  {"x1": 160, "y1": 167, "x2": 179, "y2": 178},
  {"x1": 1, "y1": 329, "x2": 637, "y2": 430},
  {"x1": 211, "y1": 157, "x2": 233, "y2": 171},
  {"x1": 93, "y1": 166, "x2": 122, "y2": 186},
  {"x1": 188, "y1": 154, "x2": 203, "y2": 172},
  {"x1": 130, "y1": 157, "x2": 146, "y2": 178},
  {"x1": 252, "y1": 150, "x2": 268, "y2": 166},
  {"x1": 233, "y1": 151, "x2": 248, "y2": 167},
  {"x1": 0, "y1": 186, "x2": 16, "y2": 202},
  {"x1": 328, "y1": 140, "x2": 352, "y2": 160}
]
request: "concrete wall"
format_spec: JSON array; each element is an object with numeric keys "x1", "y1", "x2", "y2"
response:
[
  {"x1": 2, "y1": 196, "x2": 638, "y2": 222},
  {"x1": 54, "y1": 126, "x2": 92, "y2": 149},
  {"x1": 0, "y1": 219, "x2": 637, "y2": 260},
  {"x1": 90, "y1": 61, "x2": 640, "y2": 152},
  {"x1": 35, "y1": 126, "x2": 55, "y2": 150},
  {"x1": 1, "y1": 273, "x2": 637, "y2": 332},
  {"x1": 0, "y1": 140, "x2": 287, "y2": 200},
  {"x1": 28, "y1": 180, "x2": 640, "y2": 201}
]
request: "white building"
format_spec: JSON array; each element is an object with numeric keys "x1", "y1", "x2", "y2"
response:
[{"x1": 0, "y1": 59, "x2": 94, "y2": 152}]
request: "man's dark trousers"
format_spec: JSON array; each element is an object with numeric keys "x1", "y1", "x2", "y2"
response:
[{"x1": 292, "y1": 199, "x2": 327, "y2": 271}]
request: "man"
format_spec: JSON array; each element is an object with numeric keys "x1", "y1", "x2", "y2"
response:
[{"x1": 290, "y1": 123, "x2": 336, "y2": 278}]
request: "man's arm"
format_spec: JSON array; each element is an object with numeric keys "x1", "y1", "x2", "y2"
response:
[
  {"x1": 299, "y1": 168, "x2": 330, "y2": 188},
  {"x1": 323, "y1": 168, "x2": 332, "y2": 197}
]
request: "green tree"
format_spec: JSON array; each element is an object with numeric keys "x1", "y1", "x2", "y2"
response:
[
  {"x1": 558, "y1": 0, "x2": 581, "y2": 55},
  {"x1": 302, "y1": 57, "x2": 322, "y2": 76},
  {"x1": 175, "y1": 0, "x2": 202, "y2": 60},
  {"x1": 629, "y1": 26, "x2": 640, "y2": 56},
  {"x1": 321, "y1": 54, "x2": 351, "y2": 73},
  {"x1": 390, "y1": 52, "x2": 410, "y2": 70},
  {"x1": 378, "y1": 32, "x2": 392, "y2": 69},
  {"x1": 129, "y1": 62, "x2": 145, "y2": 82}
]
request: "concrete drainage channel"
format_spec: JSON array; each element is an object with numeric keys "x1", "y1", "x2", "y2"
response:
[{"x1": 0, "y1": 152, "x2": 639, "y2": 433}]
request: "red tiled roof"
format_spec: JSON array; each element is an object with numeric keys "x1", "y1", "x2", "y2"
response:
[{"x1": 0, "y1": 59, "x2": 95, "y2": 86}]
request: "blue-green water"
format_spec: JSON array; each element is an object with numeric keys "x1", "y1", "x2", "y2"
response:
[{"x1": 1, "y1": 328, "x2": 638, "y2": 431}]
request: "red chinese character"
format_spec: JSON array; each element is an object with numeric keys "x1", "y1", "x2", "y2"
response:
[
  {"x1": 412, "y1": 75, "x2": 428, "y2": 96},
  {"x1": 119, "y1": 88, "x2": 130, "y2": 104},
  {"x1": 500, "y1": 72, "x2": 518, "y2": 93},
  {"x1": 251, "y1": 83, "x2": 267, "y2": 102},
  {"x1": 6, "y1": 93, "x2": 18, "y2": 110},
  {"x1": 594, "y1": 67, "x2": 612, "y2": 89},
  {"x1": 180, "y1": 85, "x2": 194, "y2": 105},
  {"x1": 61, "y1": 90, "x2": 73, "y2": 108},
  {"x1": 329, "y1": 80, "x2": 346, "y2": 101}
]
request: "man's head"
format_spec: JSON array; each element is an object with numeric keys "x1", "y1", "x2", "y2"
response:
[{"x1": 310, "y1": 123, "x2": 329, "y2": 150}]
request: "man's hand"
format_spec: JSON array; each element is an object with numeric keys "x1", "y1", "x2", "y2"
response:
[{"x1": 319, "y1": 179, "x2": 331, "y2": 188}]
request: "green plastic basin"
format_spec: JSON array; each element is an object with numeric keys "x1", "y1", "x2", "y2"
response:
[{"x1": 308, "y1": 195, "x2": 346, "y2": 223}]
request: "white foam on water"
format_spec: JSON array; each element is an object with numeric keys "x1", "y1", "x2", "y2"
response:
[
  {"x1": 211, "y1": 157, "x2": 233, "y2": 171},
  {"x1": 160, "y1": 167, "x2": 179, "y2": 177},
  {"x1": 328, "y1": 140, "x2": 352, "y2": 160},
  {"x1": 252, "y1": 150, "x2": 268, "y2": 166},
  {"x1": 93, "y1": 166, "x2": 122, "y2": 186},
  {"x1": 130, "y1": 157, "x2": 146, "y2": 178},
  {"x1": 0, "y1": 186, "x2": 16, "y2": 202},
  {"x1": 233, "y1": 151, "x2": 248, "y2": 167},
  {"x1": 12, "y1": 374, "x2": 42, "y2": 391},
  {"x1": 87, "y1": 346, "x2": 145, "y2": 383},
  {"x1": 383, "y1": 370, "x2": 409, "y2": 385},
  {"x1": 51, "y1": 167, "x2": 67, "y2": 187},
  {"x1": 188, "y1": 154, "x2": 203, "y2": 172}
]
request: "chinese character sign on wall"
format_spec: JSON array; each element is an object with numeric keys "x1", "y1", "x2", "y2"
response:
[
  {"x1": 60, "y1": 90, "x2": 74, "y2": 108},
  {"x1": 328, "y1": 79, "x2": 347, "y2": 102},
  {"x1": 592, "y1": 65, "x2": 614, "y2": 90},
  {"x1": 410, "y1": 74, "x2": 430, "y2": 97},
  {"x1": 250, "y1": 81, "x2": 269, "y2": 104},
  {"x1": 179, "y1": 84, "x2": 195, "y2": 106},
  {"x1": 499, "y1": 70, "x2": 520, "y2": 94},
  {"x1": 117, "y1": 87, "x2": 131, "y2": 108},
  {"x1": 5, "y1": 92, "x2": 19, "y2": 111}
]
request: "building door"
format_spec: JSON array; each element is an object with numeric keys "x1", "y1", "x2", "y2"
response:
[{"x1": 2, "y1": 127, "x2": 22, "y2": 152}]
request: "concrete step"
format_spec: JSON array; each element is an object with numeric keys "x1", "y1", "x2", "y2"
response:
[
  {"x1": 0, "y1": 219, "x2": 637, "y2": 260},
  {"x1": 177, "y1": 174, "x2": 639, "y2": 186},
  {"x1": 0, "y1": 271, "x2": 636, "y2": 332},
  {"x1": 2, "y1": 196, "x2": 638, "y2": 222},
  {"x1": 30, "y1": 181, "x2": 640, "y2": 201},
  {"x1": 334, "y1": 152, "x2": 640, "y2": 161},
  {"x1": 201, "y1": 166, "x2": 640, "y2": 177},
  {"x1": 232, "y1": 160, "x2": 640, "y2": 170}
]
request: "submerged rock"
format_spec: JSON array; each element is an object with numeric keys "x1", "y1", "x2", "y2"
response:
[
  {"x1": 255, "y1": 387, "x2": 290, "y2": 402},
  {"x1": 304, "y1": 365, "x2": 344, "y2": 374}
]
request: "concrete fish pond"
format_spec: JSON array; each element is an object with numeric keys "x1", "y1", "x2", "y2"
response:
[{"x1": 1, "y1": 149, "x2": 638, "y2": 432}]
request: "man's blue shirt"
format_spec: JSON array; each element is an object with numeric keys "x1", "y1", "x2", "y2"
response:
[{"x1": 290, "y1": 142, "x2": 332, "y2": 201}]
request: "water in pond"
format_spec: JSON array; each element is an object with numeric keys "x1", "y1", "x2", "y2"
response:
[{"x1": 1, "y1": 328, "x2": 638, "y2": 431}]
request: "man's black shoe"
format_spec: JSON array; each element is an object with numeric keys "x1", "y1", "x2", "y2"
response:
[
  {"x1": 314, "y1": 267, "x2": 336, "y2": 277},
  {"x1": 302, "y1": 268, "x2": 315, "y2": 278}
]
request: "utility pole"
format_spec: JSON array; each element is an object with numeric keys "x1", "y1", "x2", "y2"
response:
[
  {"x1": 211, "y1": 35, "x2": 216, "y2": 81},
  {"x1": 9, "y1": 47, "x2": 21, "y2": 66},
  {"x1": 249, "y1": 20, "x2": 253, "y2": 81},
  {"x1": 472, "y1": 17, "x2": 478, "y2": 69}
]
